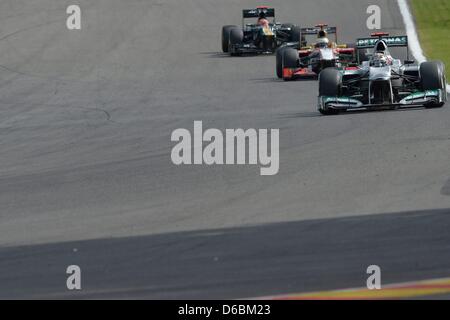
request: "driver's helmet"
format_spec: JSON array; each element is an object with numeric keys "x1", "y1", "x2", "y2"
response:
[
  {"x1": 375, "y1": 40, "x2": 388, "y2": 53},
  {"x1": 257, "y1": 12, "x2": 268, "y2": 24},
  {"x1": 257, "y1": 17, "x2": 269, "y2": 27},
  {"x1": 318, "y1": 30, "x2": 327, "y2": 38},
  {"x1": 371, "y1": 52, "x2": 388, "y2": 67},
  {"x1": 315, "y1": 37, "x2": 329, "y2": 48}
]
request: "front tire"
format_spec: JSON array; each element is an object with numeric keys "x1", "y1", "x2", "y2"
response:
[
  {"x1": 222, "y1": 25, "x2": 237, "y2": 53},
  {"x1": 318, "y1": 68, "x2": 342, "y2": 115},
  {"x1": 319, "y1": 68, "x2": 342, "y2": 96},
  {"x1": 421, "y1": 61, "x2": 446, "y2": 108},
  {"x1": 282, "y1": 48, "x2": 299, "y2": 81},
  {"x1": 276, "y1": 47, "x2": 287, "y2": 78},
  {"x1": 229, "y1": 28, "x2": 244, "y2": 56}
]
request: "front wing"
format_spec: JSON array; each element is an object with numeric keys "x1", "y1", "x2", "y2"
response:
[
  {"x1": 318, "y1": 89, "x2": 446, "y2": 111},
  {"x1": 229, "y1": 43, "x2": 275, "y2": 55},
  {"x1": 283, "y1": 67, "x2": 318, "y2": 80}
]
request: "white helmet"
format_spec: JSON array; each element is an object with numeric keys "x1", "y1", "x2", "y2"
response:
[{"x1": 315, "y1": 37, "x2": 329, "y2": 48}]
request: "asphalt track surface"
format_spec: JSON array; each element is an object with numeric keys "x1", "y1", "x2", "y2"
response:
[{"x1": 0, "y1": 0, "x2": 449, "y2": 299}]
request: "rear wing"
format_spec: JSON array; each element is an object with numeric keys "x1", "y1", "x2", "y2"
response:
[
  {"x1": 356, "y1": 36, "x2": 408, "y2": 49},
  {"x1": 300, "y1": 26, "x2": 337, "y2": 35},
  {"x1": 300, "y1": 26, "x2": 338, "y2": 44},
  {"x1": 242, "y1": 7, "x2": 275, "y2": 19}
]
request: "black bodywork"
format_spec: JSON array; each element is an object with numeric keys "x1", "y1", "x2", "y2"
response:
[{"x1": 225, "y1": 7, "x2": 303, "y2": 55}]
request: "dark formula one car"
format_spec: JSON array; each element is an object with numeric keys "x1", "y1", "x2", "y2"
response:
[
  {"x1": 221, "y1": 7, "x2": 304, "y2": 56},
  {"x1": 318, "y1": 32, "x2": 447, "y2": 115},
  {"x1": 276, "y1": 24, "x2": 357, "y2": 80}
]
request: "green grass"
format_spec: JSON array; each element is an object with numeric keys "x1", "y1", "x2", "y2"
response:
[{"x1": 410, "y1": 0, "x2": 450, "y2": 78}]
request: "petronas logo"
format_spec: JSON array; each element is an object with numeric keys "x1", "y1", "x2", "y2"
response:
[{"x1": 356, "y1": 36, "x2": 407, "y2": 47}]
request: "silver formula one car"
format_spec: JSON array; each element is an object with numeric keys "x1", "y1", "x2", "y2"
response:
[{"x1": 318, "y1": 32, "x2": 447, "y2": 115}]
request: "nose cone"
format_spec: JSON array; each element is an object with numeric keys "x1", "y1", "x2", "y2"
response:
[{"x1": 369, "y1": 65, "x2": 391, "y2": 81}]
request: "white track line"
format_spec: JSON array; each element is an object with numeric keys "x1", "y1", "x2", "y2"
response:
[{"x1": 397, "y1": 0, "x2": 450, "y2": 93}]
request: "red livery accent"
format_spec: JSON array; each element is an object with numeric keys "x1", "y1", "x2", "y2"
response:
[
  {"x1": 371, "y1": 32, "x2": 389, "y2": 37},
  {"x1": 283, "y1": 68, "x2": 294, "y2": 79},
  {"x1": 336, "y1": 48, "x2": 355, "y2": 54},
  {"x1": 283, "y1": 67, "x2": 318, "y2": 80},
  {"x1": 299, "y1": 50, "x2": 312, "y2": 57}
]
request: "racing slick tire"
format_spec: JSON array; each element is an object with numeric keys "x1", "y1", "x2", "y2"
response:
[
  {"x1": 276, "y1": 47, "x2": 287, "y2": 78},
  {"x1": 282, "y1": 48, "x2": 299, "y2": 81},
  {"x1": 291, "y1": 26, "x2": 306, "y2": 46},
  {"x1": 420, "y1": 61, "x2": 447, "y2": 108},
  {"x1": 346, "y1": 43, "x2": 370, "y2": 63},
  {"x1": 281, "y1": 23, "x2": 294, "y2": 30},
  {"x1": 318, "y1": 68, "x2": 342, "y2": 115},
  {"x1": 358, "y1": 50, "x2": 370, "y2": 63},
  {"x1": 222, "y1": 25, "x2": 238, "y2": 53},
  {"x1": 282, "y1": 48, "x2": 299, "y2": 68},
  {"x1": 229, "y1": 27, "x2": 244, "y2": 56}
]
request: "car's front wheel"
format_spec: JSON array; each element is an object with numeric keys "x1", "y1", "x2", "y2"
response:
[
  {"x1": 282, "y1": 48, "x2": 299, "y2": 81},
  {"x1": 229, "y1": 27, "x2": 244, "y2": 56},
  {"x1": 276, "y1": 47, "x2": 287, "y2": 78},
  {"x1": 318, "y1": 68, "x2": 342, "y2": 115},
  {"x1": 421, "y1": 61, "x2": 447, "y2": 108},
  {"x1": 222, "y1": 25, "x2": 238, "y2": 53}
]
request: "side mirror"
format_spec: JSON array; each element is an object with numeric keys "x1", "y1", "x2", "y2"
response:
[{"x1": 404, "y1": 59, "x2": 415, "y2": 65}]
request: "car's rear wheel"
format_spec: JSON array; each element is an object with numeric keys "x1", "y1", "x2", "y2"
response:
[
  {"x1": 421, "y1": 61, "x2": 446, "y2": 108},
  {"x1": 319, "y1": 68, "x2": 342, "y2": 115},
  {"x1": 222, "y1": 25, "x2": 238, "y2": 53},
  {"x1": 291, "y1": 26, "x2": 306, "y2": 46},
  {"x1": 281, "y1": 23, "x2": 294, "y2": 35},
  {"x1": 346, "y1": 43, "x2": 370, "y2": 63}
]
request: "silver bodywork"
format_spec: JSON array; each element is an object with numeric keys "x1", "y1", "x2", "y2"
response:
[{"x1": 318, "y1": 37, "x2": 447, "y2": 113}]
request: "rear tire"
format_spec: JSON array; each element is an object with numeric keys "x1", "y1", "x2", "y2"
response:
[
  {"x1": 291, "y1": 26, "x2": 306, "y2": 46},
  {"x1": 222, "y1": 25, "x2": 237, "y2": 53},
  {"x1": 281, "y1": 23, "x2": 294, "y2": 29},
  {"x1": 421, "y1": 61, "x2": 446, "y2": 108},
  {"x1": 318, "y1": 68, "x2": 342, "y2": 115},
  {"x1": 347, "y1": 43, "x2": 370, "y2": 64},
  {"x1": 357, "y1": 49, "x2": 371, "y2": 63},
  {"x1": 346, "y1": 43, "x2": 370, "y2": 63}
]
